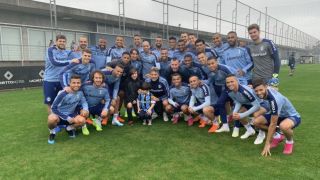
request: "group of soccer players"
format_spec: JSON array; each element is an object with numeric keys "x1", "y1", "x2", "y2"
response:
[{"x1": 43, "y1": 23, "x2": 301, "y2": 156}]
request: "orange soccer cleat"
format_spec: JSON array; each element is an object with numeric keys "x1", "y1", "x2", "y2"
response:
[
  {"x1": 86, "y1": 118, "x2": 93, "y2": 125},
  {"x1": 208, "y1": 124, "x2": 219, "y2": 133},
  {"x1": 101, "y1": 117, "x2": 108, "y2": 126}
]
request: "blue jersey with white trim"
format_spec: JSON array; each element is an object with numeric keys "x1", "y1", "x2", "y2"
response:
[
  {"x1": 265, "y1": 87, "x2": 300, "y2": 118},
  {"x1": 173, "y1": 50, "x2": 196, "y2": 63},
  {"x1": 51, "y1": 90, "x2": 88, "y2": 121},
  {"x1": 137, "y1": 92, "x2": 155, "y2": 111},
  {"x1": 208, "y1": 64, "x2": 234, "y2": 86},
  {"x1": 44, "y1": 45, "x2": 72, "y2": 82},
  {"x1": 146, "y1": 77, "x2": 169, "y2": 100},
  {"x1": 107, "y1": 46, "x2": 127, "y2": 62},
  {"x1": 189, "y1": 83, "x2": 211, "y2": 111},
  {"x1": 82, "y1": 82, "x2": 110, "y2": 110},
  {"x1": 60, "y1": 59, "x2": 95, "y2": 88},
  {"x1": 194, "y1": 48, "x2": 218, "y2": 64},
  {"x1": 168, "y1": 48, "x2": 176, "y2": 59}
]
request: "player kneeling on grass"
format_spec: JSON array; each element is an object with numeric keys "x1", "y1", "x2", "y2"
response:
[
  {"x1": 47, "y1": 75, "x2": 89, "y2": 144},
  {"x1": 252, "y1": 79, "x2": 301, "y2": 156},
  {"x1": 82, "y1": 70, "x2": 111, "y2": 133},
  {"x1": 187, "y1": 75, "x2": 211, "y2": 127},
  {"x1": 221, "y1": 74, "x2": 261, "y2": 139},
  {"x1": 137, "y1": 82, "x2": 156, "y2": 126},
  {"x1": 165, "y1": 73, "x2": 191, "y2": 124}
]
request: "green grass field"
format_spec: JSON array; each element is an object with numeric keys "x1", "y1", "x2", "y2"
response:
[{"x1": 0, "y1": 64, "x2": 319, "y2": 179}]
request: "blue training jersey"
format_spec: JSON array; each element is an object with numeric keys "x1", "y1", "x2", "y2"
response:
[
  {"x1": 82, "y1": 82, "x2": 111, "y2": 110},
  {"x1": 265, "y1": 87, "x2": 300, "y2": 118},
  {"x1": 140, "y1": 51, "x2": 157, "y2": 79},
  {"x1": 213, "y1": 42, "x2": 229, "y2": 60},
  {"x1": 145, "y1": 77, "x2": 169, "y2": 100},
  {"x1": 60, "y1": 59, "x2": 95, "y2": 88},
  {"x1": 51, "y1": 90, "x2": 88, "y2": 121},
  {"x1": 44, "y1": 45, "x2": 72, "y2": 82},
  {"x1": 101, "y1": 69, "x2": 121, "y2": 99},
  {"x1": 90, "y1": 46, "x2": 108, "y2": 70},
  {"x1": 220, "y1": 46, "x2": 253, "y2": 82},
  {"x1": 227, "y1": 84, "x2": 260, "y2": 119},
  {"x1": 107, "y1": 45, "x2": 127, "y2": 62},
  {"x1": 189, "y1": 83, "x2": 211, "y2": 111},
  {"x1": 173, "y1": 50, "x2": 195, "y2": 63},
  {"x1": 168, "y1": 83, "x2": 191, "y2": 105}
]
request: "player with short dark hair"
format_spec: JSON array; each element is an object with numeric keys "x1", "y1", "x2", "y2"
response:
[
  {"x1": 47, "y1": 75, "x2": 89, "y2": 144},
  {"x1": 90, "y1": 38, "x2": 108, "y2": 70},
  {"x1": 252, "y1": 79, "x2": 301, "y2": 155},
  {"x1": 107, "y1": 36, "x2": 127, "y2": 62}
]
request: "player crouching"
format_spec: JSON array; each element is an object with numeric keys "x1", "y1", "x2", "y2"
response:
[{"x1": 47, "y1": 75, "x2": 89, "y2": 144}]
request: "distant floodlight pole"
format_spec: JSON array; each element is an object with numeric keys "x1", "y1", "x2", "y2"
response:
[
  {"x1": 193, "y1": 0, "x2": 199, "y2": 37},
  {"x1": 232, "y1": 0, "x2": 238, "y2": 31},
  {"x1": 162, "y1": 0, "x2": 169, "y2": 41},
  {"x1": 265, "y1": 7, "x2": 268, "y2": 38},
  {"x1": 216, "y1": 0, "x2": 221, "y2": 33},
  {"x1": 49, "y1": 0, "x2": 57, "y2": 40},
  {"x1": 118, "y1": 0, "x2": 125, "y2": 35}
]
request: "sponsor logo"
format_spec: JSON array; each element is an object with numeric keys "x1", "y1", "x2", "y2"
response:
[{"x1": 4, "y1": 71, "x2": 13, "y2": 80}]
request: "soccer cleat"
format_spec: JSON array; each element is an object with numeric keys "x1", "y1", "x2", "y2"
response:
[
  {"x1": 198, "y1": 120, "x2": 207, "y2": 128},
  {"x1": 117, "y1": 116, "x2": 125, "y2": 123},
  {"x1": 270, "y1": 134, "x2": 285, "y2": 148},
  {"x1": 82, "y1": 126, "x2": 90, "y2": 135},
  {"x1": 232, "y1": 127, "x2": 240, "y2": 137},
  {"x1": 142, "y1": 120, "x2": 147, "y2": 125},
  {"x1": 112, "y1": 119, "x2": 124, "y2": 126},
  {"x1": 151, "y1": 113, "x2": 158, "y2": 120},
  {"x1": 86, "y1": 118, "x2": 93, "y2": 125},
  {"x1": 240, "y1": 129, "x2": 256, "y2": 139},
  {"x1": 254, "y1": 130, "x2": 266, "y2": 145},
  {"x1": 124, "y1": 110, "x2": 128, "y2": 118},
  {"x1": 148, "y1": 120, "x2": 152, "y2": 126},
  {"x1": 93, "y1": 119, "x2": 103, "y2": 131},
  {"x1": 187, "y1": 117, "x2": 194, "y2": 126},
  {"x1": 67, "y1": 129, "x2": 76, "y2": 138},
  {"x1": 163, "y1": 112, "x2": 169, "y2": 122},
  {"x1": 48, "y1": 133, "x2": 55, "y2": 144},
  {"x1": 208, "y1": 124, "x2": 219, "y2": 133},
  {"x1": 101, "y1": 118, "x2": 108, "y2": 126},
  {"x1": 132, "y1": 110, "x2": 137, "y2": 117},
  {"x1": 216, "y1": 125, "x2": 230, "y2": 133},
  {"x1": 172, "y1": 114, "x2": 179, "y2": 124},
  {"x1": 283, "y1": 143, "x2": 294, "y2": 155}
]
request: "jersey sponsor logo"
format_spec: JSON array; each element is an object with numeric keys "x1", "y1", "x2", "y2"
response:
[{"x1": 243, "y1": 90, "x2": 254, "y2": 101}]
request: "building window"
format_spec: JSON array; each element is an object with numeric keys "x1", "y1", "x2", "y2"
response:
[
  {"x1": 28, "y1": 29, "x2": 46, "y2": 61},
  {"x1": 0, "y1": 26, "x2": 22, "y2": 61}
]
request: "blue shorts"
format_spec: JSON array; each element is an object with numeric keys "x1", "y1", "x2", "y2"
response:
[
  {"x1": 172, "y1": 103, "x2": 187, "y2": 113},
  {"x1": 89, "y1": 103, "x2": 105, "y2": 116},
  {"x1": 264, "y1": 114, "x2": 301, "y2": 128},
  {"x1": 57, "y1": 113, "x2": 77, "y2": 126},
  {"x1": 43, "y1": 81, "x2": 62, "y2": 105}
]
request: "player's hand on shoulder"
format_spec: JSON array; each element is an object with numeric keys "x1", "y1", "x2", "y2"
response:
[
  {"x1": 71, "y1": 58, "x2": 80, "y2": 63},
  {"x1": 64, "y1": 87, "x2": 72, "y2": 93}
]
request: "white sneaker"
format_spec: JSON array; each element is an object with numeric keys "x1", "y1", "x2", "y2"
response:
[
  {"x1": 142, "y1": 120, "x2": 147, "y2": 125},
  {"x1": 240, "y1": 129, "x2": 256, "y2": 139},
  {"x1": 232, "y1": 127, "x2": 240, "y2": 137},
  {"x1": 163, "y1": 112, "x2": 169, "y2": 122},
  {"x1": 148, "y1": 120, "x2": 152, "y2": 126},
  {"x1": 254, "y1": 130, "x2": 266, "y2": 144},
  {"x1": 151, "y1": 113, "x2": 158, "y2": 120},
  {"x1": 216, "y1": 124, "x2": 230, "y2": 133},
  {"x1": 112, "y1": 119, "x2": 124, "y2": 126}
]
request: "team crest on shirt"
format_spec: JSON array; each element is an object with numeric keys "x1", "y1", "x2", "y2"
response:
[
  {"x1": 99, "y1": 90, "x2": 103, "y2": 95},
  {"x1": 158, "y1": 85, "x2": 162, "y2": 89}
]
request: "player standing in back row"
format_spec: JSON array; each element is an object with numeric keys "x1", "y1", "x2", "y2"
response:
[{"x1": 247, "y1": 24, "x2": 280, "y2": 87}]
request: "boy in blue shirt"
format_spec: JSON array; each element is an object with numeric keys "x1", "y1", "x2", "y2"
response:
[
  {"x1": 47, "y1": 75, "x2": 89, "y2": 144},
  {"x1": 137, "y1": 82, "x2": 156, "y2": 126}
]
